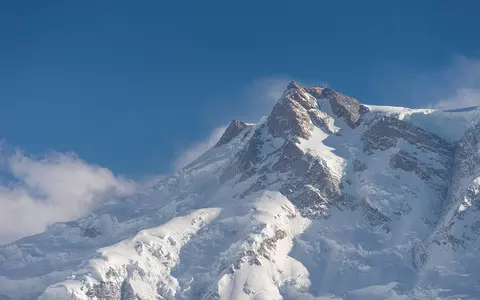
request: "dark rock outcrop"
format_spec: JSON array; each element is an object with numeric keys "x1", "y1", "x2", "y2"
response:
[
  {"x1": 215, "y1": 120, "x2": 248, "y2": 147},
  {"x1": 321, "y1": 88, "x2": 368, "y2": 128},
  {"x1": 83, "y1": 227, "x2": 102, "y2": 238},
  {"x1": 221, "y1": 126, "x2": 264, "y2": 182},
  {"x1": 362, "y1": 116, "x2": 453, "y2": 157},
  {"x1": 267, "y1": 82, "x2": 317, "y2": 140}
]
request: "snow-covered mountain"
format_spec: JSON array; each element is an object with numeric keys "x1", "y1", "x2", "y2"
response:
[{"x1": 2, "y1": 82, "x2": 480, "y2": 299}]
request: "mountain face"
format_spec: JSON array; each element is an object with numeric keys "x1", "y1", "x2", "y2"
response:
[{"x1": 2, "y1": 82, "x2": 480, "y2": 300}]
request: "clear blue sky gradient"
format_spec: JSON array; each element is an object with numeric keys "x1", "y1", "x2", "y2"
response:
[{"x1": 1, "y1": 1, "x2": 479, "y2": 176}]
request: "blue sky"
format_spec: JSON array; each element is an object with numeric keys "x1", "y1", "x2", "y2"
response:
[{"x1": 1, "y1": 0, "x2": 480, "y2": 177}]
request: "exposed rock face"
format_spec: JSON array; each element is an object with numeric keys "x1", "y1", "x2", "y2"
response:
[
  {"x1": 267, "y1": 81, "x2": 317, "y2": 140},
  {"x1": 215, "y1": 120, "x2": 248, "y2": 147},
  {"x1": 362, "y1": 116, "x2": 453, "y2": 157},
  {"x1": 304, "y1": 86, "x2": 324, "y2": 98},
  {"x1": 83, "y1": 227, "x2": 102, "y2": 238},
  {"x1": 221, "y1": 126, "x2": 264, "y2": 182},
  {"x1": 453, "y1": 123, "x2": 480, "y2": 179},
  {"x1": 389, "y1": 149, "x2": 451, "y2": 198},
  {"x1": 320, "y1": 88, "x2": 367, "y2": 128}
]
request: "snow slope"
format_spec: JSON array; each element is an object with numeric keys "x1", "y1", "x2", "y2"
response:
[
  {"x1": 367, "y1": 104, "x2": 480, "y2": 142},
  {"x1": 1, "y1": 82, "x2": 480, "y2": 299}
]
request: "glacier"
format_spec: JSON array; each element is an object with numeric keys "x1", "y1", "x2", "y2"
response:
[{"x1": 1, "y1": 81, "x2": 480, "y2": 299}]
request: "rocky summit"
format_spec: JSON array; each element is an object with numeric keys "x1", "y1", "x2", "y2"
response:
[{"x1": 2, "y1": 81, "x2": 480, "y2": 299}]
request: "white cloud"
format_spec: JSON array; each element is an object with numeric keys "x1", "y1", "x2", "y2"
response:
[
  {"x1": 173, "y1": 125, "x2": 227, "y2": 171},
  {"x1": 435, "y1": 88, "x2": 480, "y2": 109},
  {"x1": 433, "y1": 56, "x2": 480, "y2": 109},
  {"x1": 247, "y1": 76, "x2": 292, "y2": 108},
  {"x1": 0, "y1": 150, "x2": 135, "y2": 245}
]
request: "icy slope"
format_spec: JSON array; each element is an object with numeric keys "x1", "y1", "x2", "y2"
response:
[
  {"x1": 1, "y1": 81, "x2": 480, "y2": 299},
  {"x1": 367, "y1": 105, "x2": 480, "y2": 142}
]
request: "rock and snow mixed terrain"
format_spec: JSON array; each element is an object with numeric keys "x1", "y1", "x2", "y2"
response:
[{"x1": 2, "y1": 82, "x2": 480, "y2": 299}]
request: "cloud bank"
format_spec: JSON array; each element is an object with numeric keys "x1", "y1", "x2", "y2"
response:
[
  {"x1": 0, "y1": 150, "x2": 135, "y2": 245},
  {"x1": 433, "y1": 56, "x2": 480, "y2": 109}
]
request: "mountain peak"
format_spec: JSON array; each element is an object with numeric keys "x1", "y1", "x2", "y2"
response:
[
  {"x1": 215, "y1": 120, "x2": 249, "y2": 147},
  {"x1": 266, "y1": 82, "x2": 370, "y2": 142},
  {"x1": 267, "y1": 82, "x2": 318, "y2": 140},
  {"x1": 286, "y1": 80, "x2": 302, "y2": 90},
  {"x1": 321, "y1": 88, "x2": 369, "y2": 128}
]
